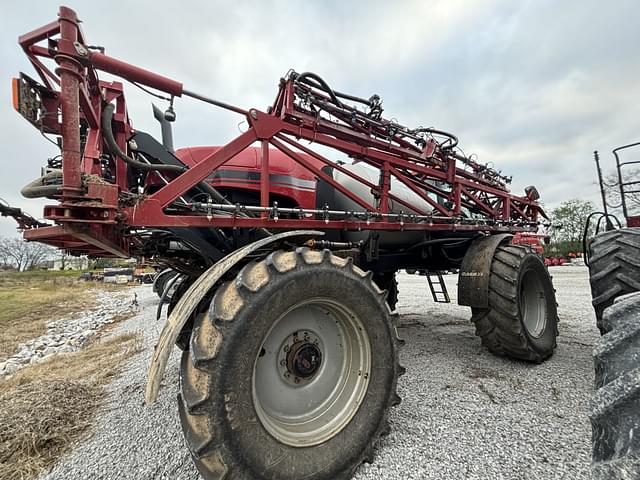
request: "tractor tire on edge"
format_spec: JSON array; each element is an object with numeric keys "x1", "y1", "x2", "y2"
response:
[
  {"x1": 591, "y1": 292, "x2": 640, "y2": 479},
  {"x1": 179, "y1": 247, "x2": 404, "y2": 480},
  {"x1": 472, "y1": 244, "x2": 559, "y2": 362},
  {"x1": 588, "y1": 228, "x2": 640, "y2": 334}
]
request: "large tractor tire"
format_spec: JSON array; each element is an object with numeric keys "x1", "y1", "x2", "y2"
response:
[
  {"x1": 472, "y1": 244, "x2": 559, "y2": 362},
  {"x1": 179, "y1": 248, "x2": 403, "y2": 480},
  {"x1": 588, "y1": 228, "x2": 640, "y2": 334},
  {"x1": 591, "y1": 292, "x2": 640, "y2": 479}
]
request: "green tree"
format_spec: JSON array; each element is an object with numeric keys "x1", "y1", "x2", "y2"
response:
[{"x1": 550, "y1": 199, "x2": 595, "y2": 243}]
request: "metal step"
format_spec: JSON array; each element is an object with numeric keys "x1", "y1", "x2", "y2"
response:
[{"x1": 427, "y1": 271, "x2": 451, "y2": 303}]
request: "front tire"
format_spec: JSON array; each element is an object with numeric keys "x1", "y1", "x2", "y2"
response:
[
  {"x1": 588, "y1": 228, "x2": 640, "y2": 334},
  {"x1": 179, "y1": 248, "x2": 403, "y2": 480},
  {"x1": 472, "y1": 244, "x2": 559, "y2": 362}
]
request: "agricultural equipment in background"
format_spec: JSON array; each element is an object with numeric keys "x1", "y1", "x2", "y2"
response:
[
  {"x1": 7, "y1": 7, "x2": 559, "y2": 479},
  {"x1": 514, "y1": 231, "x2": 577, "y2": 266},
  {"x1": 586, "y1": 144, "x2": 640, "y2": 478}
]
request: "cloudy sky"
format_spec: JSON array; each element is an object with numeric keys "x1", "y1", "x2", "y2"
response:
[{"x1": 1, "y1": 0, "x2": 639, "y2": 237}]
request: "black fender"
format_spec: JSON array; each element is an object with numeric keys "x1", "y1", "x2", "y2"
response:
[{"x1": 457, "y1": 233, "x2": 512, "y2": 308}]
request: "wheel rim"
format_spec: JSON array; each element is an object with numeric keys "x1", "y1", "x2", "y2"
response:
[
  {"x1": 520, "y1": 269, "x2": 547, "y2": 338},
  {"x1": 252, "y1": 298, "x2": 372, "y2": 447}
]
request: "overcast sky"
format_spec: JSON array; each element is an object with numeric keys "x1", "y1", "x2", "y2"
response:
[{"x1": 1, "y1": 0, "x2": 639, "y2": 237}]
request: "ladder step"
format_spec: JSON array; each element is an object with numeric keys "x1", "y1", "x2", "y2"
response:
[{"x1": 427, "y1": 271, "x2": 451, "y2": 303}]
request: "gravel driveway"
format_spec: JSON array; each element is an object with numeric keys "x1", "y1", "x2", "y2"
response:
[{"x1": 42, "y1": 266, "x2": 598, "y2": 480}]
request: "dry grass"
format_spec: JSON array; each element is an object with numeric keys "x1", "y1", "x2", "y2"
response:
[
  {"x1": 0, "y1": 271, "x2": 133, "y2": 361},
  {"x1": 0, "y1": 273, "x2": 96, "y2": 361},
  {"x1": 0, "y1": 332, "x2": 143, "y2": 480}
]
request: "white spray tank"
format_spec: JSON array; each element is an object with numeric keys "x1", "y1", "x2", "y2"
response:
[{"x1": 331, "y1": 162, "x2": 440, "y2": 247}]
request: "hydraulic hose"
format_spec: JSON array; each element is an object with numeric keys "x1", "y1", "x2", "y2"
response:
[
  {"x1": 21, "y1": 170, "x2": 63, "y2": 198},
  {"x1": 406, "y1": 236, "x2": 477, "y2": 252},
  {"x1": 295, "y1": 72, "x2": 373, "y2": 107},
  {"x1": 295, "y1": 72, "x2": 345, "y2": 108},
  {"x1": 102, "y1": 103, "x2": 184, "y2": 174},
  {"x1": 102, "y1": 103, "x2": 231, "y2": 206},
  {"x1": 102, "y1": 103, "x2": 269, "y2": 236},
  {"x1": 413, "y1": 128, "x2": 459, "y2": 150}
]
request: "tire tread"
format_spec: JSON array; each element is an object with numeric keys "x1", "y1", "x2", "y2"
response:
[
  {"x1": 180, "y1": 248, "x2": 404, "y2": 480},
  {"x1": 472, "y1": 244, "x2": 558, "y2": 362}
]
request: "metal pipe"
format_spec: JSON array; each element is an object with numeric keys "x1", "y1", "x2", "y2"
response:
[
  {"x1": 56, "y1": 6, "x2": 83, "y2": 194},
  {"x1": 593, "y1": 151, "x2": 613, "y2": 230},
  {"x1": 260, "y1": 140, "x2": 269, "y2": 218},
  {"x1": 89, "y1": 51, "x2": 183, "y2": 97},
  {"x1": 152, "y1": 104, "x2": 174, "y2": 152},
  {"x1": 182, "y1": 89, "x2": 248, "y2": 116},
  {"x1": 188, "y1": 202, "x2": 534, "y2": 226}
]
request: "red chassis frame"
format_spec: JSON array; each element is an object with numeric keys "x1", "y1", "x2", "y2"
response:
[{"x1": 15, "y1": 6, "x2": 545, "y2": 258}]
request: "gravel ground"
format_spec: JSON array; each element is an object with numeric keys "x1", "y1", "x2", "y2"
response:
[{"x1": 41, "y1": 266, "x2": 598, "y2": 480}]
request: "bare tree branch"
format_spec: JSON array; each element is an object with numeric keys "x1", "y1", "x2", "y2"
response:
[{"x1": 0, "y1": 237, "x2": 56, "y2": 271}]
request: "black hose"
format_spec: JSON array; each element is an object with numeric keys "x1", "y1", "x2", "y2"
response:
[
  {"x1": 295, "y1": 72, "x2": 345, "y2": 108},
  {"x1": 102, "y1": 103, "x2": 269, "y2": 236},
  {"x1": 406, "y1": 235, "x2": 477, "y2": 252},
  {"x1": 103, "y1": 104, "x2": 184, "y2": 173},
  {"x1": 413, "y1": 128, "x2": 459, "y2": 149},
  {"x1": 103, "y1": 103, "x2": 232, "y2": 206},
  {"x1": 295, "y1": 72, "x2": 376, "y2": 107}
]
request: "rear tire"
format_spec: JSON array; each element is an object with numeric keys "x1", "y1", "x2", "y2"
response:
[
  {"x1": 472, "y1": 244, "x2": 559, "y2": 362},
  {"x1": 588, "y1": 228, "x2": 640, "y2": 334},
  {"x1": 591, "y1": 292, "x2": 640, "y2": 479},
  {"x1": 179, "y1": 248, "x2": 403, "y2": 480}
]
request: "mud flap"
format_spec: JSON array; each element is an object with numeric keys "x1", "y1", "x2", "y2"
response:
[{"x1": 457, "y1": 233, "x2": 512, "y2": 308}]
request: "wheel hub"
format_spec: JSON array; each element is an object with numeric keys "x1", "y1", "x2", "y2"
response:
[
  {"x1": 253, "y1": 300, "x2": 372, "y2": 447},
  {"x1": 288, "y1": 341, "x2": 322, "y2": 379},
  {"x1": 278, "y1": 331, "x2": 323, "y2": 386}
]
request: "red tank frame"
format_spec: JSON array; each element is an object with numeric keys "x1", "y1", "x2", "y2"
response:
[{"x1": 14, "y1": 6, "x2": 546, "y2": 258}]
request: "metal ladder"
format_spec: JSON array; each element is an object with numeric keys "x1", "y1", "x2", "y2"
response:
[{"x1": 427, "y1": 271, "x2": 450, "y2": 303}]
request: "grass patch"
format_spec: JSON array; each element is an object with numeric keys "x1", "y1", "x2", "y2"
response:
[
  {"x1": 0, "y1": 332, "x2": 143, "y2": 480},
  {"x1": 0, "y1": 276, "x2": 96, "y2": 361},
  {"x1": 0, "y1": 271, "x2": 134, "y2": 361},
  {"x1": 0, "y1": 270, "x2": 85, "y2": 285}
]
